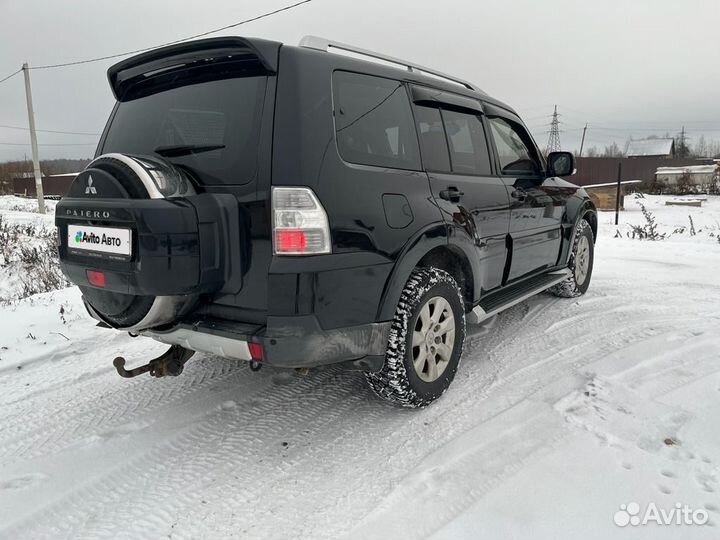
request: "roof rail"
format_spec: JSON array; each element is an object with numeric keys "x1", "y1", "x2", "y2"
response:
[{"x1": 299, "y1": 35, "x2": 481, "y2": 93}]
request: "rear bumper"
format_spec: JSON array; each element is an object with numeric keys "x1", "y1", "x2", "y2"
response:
[{"x1": 140, "y1": 315, "x2": 390, "y2": 371}]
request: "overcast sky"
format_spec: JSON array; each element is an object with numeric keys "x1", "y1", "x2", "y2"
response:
[{"x1": 1, "y1": 0, "x2": 718, "y2": 162}]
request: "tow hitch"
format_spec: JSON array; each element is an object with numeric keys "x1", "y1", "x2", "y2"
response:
[{"x1": 113, "y1": 344, "x2": 195, "y2": 378}]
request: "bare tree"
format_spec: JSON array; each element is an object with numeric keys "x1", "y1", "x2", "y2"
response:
[
  {"x1": 694, "y1": 135, "x2": 708, "y2": 158},
  {"x1": 603, "y1": 142, "x2": 623, "y2": 157},
  {"x1": 709, "y1": 140, "x2": 720, "y2": 159}
]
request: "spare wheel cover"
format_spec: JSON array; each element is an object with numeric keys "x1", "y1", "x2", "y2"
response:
[{"x1": 72, "y1": 154, "x2": 197, "y2": 331}]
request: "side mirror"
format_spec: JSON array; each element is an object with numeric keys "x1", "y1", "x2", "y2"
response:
[{"x1": 547, "y1": 151, "x2": 575, "y2": 177}]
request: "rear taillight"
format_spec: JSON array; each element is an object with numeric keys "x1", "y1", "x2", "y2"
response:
[
  {"x1": 272, "y1": 187, "x2": 331, "y2": 255},
  {"x1": 86, "y1": 270, "x2": 106, "y2": 288},
  {"x1": 248, "y1": 342, "x2": 264, "y2": 361}
]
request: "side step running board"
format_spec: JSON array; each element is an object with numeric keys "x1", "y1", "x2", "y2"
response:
[{"x1": 469, "y1": 269, "x2": 571, "y2": 325}]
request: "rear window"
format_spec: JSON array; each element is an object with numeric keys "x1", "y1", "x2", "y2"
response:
[
  {"x1": 101, "y1": 76, "x2": 267, "y2": 185},
  {"x1": 332, "y1": 71, "x2": 420, "y2": 170}
]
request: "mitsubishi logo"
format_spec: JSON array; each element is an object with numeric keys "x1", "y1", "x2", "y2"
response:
[{"x1": 85, "y1": 175, "x2": 97, "y2": 195}]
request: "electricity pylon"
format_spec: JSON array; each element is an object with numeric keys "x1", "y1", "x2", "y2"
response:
[{"x1": 546, "y1": 105, "x2": 562, "y2": 156}]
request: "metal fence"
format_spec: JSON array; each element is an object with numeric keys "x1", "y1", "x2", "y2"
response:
[{"x1": 569, "y1": 157, "x2": 715, "y2": 187}]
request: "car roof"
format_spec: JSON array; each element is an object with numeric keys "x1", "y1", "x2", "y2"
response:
[
  {"x1": 107, "y1": 35, "x2": 520, "y2": 118},
  {"x1": 286, "y1": 36, "x2": 520, "y2": 118}
]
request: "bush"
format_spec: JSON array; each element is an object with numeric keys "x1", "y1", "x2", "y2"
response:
[
  {"x1": 676, "y1": 173, "x2": 693, "y2": 195},
  {"x1": 641, "y1": 178, "x2": 667, "y2": 195},
  {"x1": 628, "y1": 201, "x2": 666, "y2": 241},
  {"x1": 0, "y1": 214, "x2": 69, "y2": 302}
]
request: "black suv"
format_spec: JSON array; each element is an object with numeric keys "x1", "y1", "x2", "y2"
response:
[{"x1": 56, "y1": 35, "x2": 597, "y2": 407}]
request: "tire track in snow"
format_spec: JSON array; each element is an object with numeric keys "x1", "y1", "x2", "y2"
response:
[
  {"x1": 168, "y1": 298, "x2": 710, "y2": 539},
  {"x1": 0, "y1": 357, "x2": 253, "y2": 461},
  {"x1": 164, "y1": 305, "x2": 540, "y2": 539},
  {"x1": 0, "y1": 328, "x2": 133, "y2": 407},
  {"x1": 345, "y1": 400, "x2": 571, "y2": 539},
  {"x1": 0, "y1": 368, "x2": 374, "y2": 539},
  {"x1": 342, "y1": 331, "x2": 720, "y2": 538},
  {"x1": 331, "y1": 297, "x2": 718, "y2": 536}
]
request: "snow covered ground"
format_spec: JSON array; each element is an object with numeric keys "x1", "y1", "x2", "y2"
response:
[{"x1": 0, "y1": 195, "x2": 718, "y2": 539}]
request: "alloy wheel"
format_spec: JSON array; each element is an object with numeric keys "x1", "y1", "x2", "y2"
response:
[{"x1": 411, "y1": 296, "x2": 456, "y2": 383}]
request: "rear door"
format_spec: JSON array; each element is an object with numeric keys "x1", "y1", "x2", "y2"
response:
[
  {"x1": 100, "y1": 41, "x2": 278, "y2": 321},
  {"x1": 485, "y1": 111, "x2": 562, "y2": 281},
  {"x1": 412, "y1": 89, "x2": 510, "y2": 295}
]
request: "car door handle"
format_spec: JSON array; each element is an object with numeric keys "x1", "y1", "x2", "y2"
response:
[
  {"x1": 511, "y1": 188, "x2": 527, "y2": 202},
  {"x1": 439, "y1": 187, "x2": 464, "y2": 202}
]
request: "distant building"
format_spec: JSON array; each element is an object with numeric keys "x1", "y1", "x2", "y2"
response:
[
  {"x1": 656, "y1": 163, "x2": 720, "y2": 191},
  {"x1": 626, "y1": 138, "x2": 675, "y2": 158},
  {"x1": 12, "y1": 172, "x2": 78, "y2": 198}
]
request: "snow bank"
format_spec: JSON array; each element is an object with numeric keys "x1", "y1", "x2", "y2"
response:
[
  {"x1": 0, "y1": 199, "x2": 67, "y2": 302},
  {"x1": 0, "y1": 195, "x2": 57, "y2": 222}
]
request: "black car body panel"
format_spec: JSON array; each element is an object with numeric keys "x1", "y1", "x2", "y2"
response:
[{"x1": 56, "y1": 35, "x2": 597, "y2": 369}]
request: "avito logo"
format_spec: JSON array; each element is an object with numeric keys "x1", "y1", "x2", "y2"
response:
[
  {"x1": 614, "y1": 501, "x2": 709, "y2": 527},
  {"x1": 75, "y1": 231, "x2": 124, "y2": 248}
]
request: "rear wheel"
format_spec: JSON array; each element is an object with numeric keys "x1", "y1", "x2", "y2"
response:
[
  {"x1": 549, "y1": 219, "x2": 594, "y2": 298},
  {"x1": 365, "y1": 267, "x2": 466, "y2": 408}
]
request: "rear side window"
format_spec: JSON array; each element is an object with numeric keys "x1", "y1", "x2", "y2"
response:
[
  {"x1": 415, "y1": 106, "x2": 451, "y2": 172},
  {"x1": 102, "y1": 76, "x2": 267, "y2": 185},
  {"x1": 333, "y1": 72, "x2": 420, "y2": 170},
  {"x1": 442, "y1": 110, "x2": 492, "y2": 176}
]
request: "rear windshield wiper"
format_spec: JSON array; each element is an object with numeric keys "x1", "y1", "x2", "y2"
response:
[{"x1": 154, "y1": 144, "x2": 225, "y2": 157}]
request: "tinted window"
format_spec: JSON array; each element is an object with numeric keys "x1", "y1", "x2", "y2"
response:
[
  {"x1": 102, "y1": 76, "x2": 267, "y2": 185},
  {"x1": 487, "y1": 117, "x2": 541, "y2": 175},
  {"x1": 415, "y1": 106, "x2": 451, "y2": 172},
  {"x1": 442, "y1": 110, "x2": 492, "y2": 175},
  {"x1": 333, "y1": 72, "x2": 420, "y2": 170}
]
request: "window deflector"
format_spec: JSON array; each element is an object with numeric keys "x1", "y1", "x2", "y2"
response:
[{"x1": 410, "y1": 86, "x2": 484, "y2": 115}]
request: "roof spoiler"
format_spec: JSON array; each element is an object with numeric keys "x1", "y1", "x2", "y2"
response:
[{"x1": 107, "y1": 36, "x2": 281, "y2": 101}]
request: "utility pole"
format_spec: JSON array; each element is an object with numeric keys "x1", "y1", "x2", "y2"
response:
[
  {"x1": 578, "y1": 123, "x2": 588, "y2": 158},
  {"x1": 546, "y1": 105, "x2": 562, "y2": 156},
  {"x1": 614, "y1": 162, "x2": 622, "y2": 226},
  {"x1": 22, "y1": 62, "x2": 45, "y2": 214}
]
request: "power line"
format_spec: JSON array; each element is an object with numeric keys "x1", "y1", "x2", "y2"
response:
[
  {"x1": 0, "y1": 68, "x2": 22, "y2": 86},
  {"x1": 522, "y1": 114, "x2": 553, "y2": 122},
  {"x1": 30, "y1": 0, "x2": 313, "y2": 70},
  {"x1": 564, "y1": 124, "x2": 719, "y2": 133},
  {"x1": 561, "y1": 114, "x2": 720, "y2": 131},
  {"x1": 0, "y1": 124, "x2": 100, "y2": 136},
  {"x1": 0, "y1": 141, "x2": 97, "y2": 146},
  {"x1": 0, "y1": 2, "x2": 313, "y2": 162}
]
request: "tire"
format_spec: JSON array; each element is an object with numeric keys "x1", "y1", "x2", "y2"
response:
[
  {"x1": 549, "y1": 219, "x2": 594, "y2": 298},
  {"x1": 365, "y1": 267, "x2": 466, "y2": 408}
]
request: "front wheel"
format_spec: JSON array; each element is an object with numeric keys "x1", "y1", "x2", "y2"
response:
[
  {"x1": 365, "y1": 267, "x2": 466, "y2": 408},
  {"x1": 549, "y1": 219, "x2": 595, "y2": 298}
]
